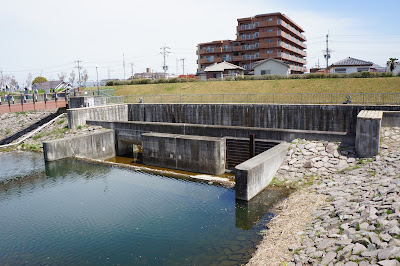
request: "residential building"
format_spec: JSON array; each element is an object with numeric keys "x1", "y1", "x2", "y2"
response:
[
  {"x1": 386, "y1": 60, "x2": 400, "y2": 75},
  {"x1": 253, "y1": 58, "x2": 290, "y2": 76},
  {"x1": 197, "y1": 12, "x2": 307, "y2": 74},
  {"x1": 32, "y1": 81, "x2": 72, "y2": 93},
  {"x1": 329, "y1": 57, "x2": 375, "y2": 74},
  {"x1": 201, "y1": 62, "x2": 245, "y2": 80}
]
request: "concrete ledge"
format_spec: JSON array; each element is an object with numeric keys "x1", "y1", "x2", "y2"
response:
[
  {"x1": 142, "y1": 133, "x2": 225, "y2": 175},
  {"x1": 355, "y1": 110, "x2": 383, "y2": 158},
  {"x1": 69, "y1": 96, "x2": 107, "y2": 109},
  {"x1": 87, "y1": 120, "x2": 354, "y2": 144},
  {"x1": 382, "y1": 111, "x2": 400, "y2": 127},
  {"x1": 67, "y1": 104, "x2": 128, "y2": 129},
  {"x1": 235, "y1": 142, "x2": 290, "y2": 201},
  {"x1": 43, "y1": 130, "x2": 116, "y2": 161}
]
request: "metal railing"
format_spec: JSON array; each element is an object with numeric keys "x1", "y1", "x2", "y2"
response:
[
  {"x1": 0, "y1": 92, "x2": 69, "y2": 106},
  {"x1": 0, "y1": 88, "x2": 115, "y2": 106},
  {"x1": 104, "y1": 93, "x2": 400, "y2": 105}
]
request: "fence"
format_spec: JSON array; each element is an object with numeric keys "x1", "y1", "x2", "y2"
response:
[{"x1": 104, "y1": 93, "x2": 400, "y2": 105}]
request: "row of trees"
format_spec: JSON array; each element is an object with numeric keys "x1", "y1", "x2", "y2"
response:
[{"x1": 27, "y1": 69, "x2": 89, "y2": 87}]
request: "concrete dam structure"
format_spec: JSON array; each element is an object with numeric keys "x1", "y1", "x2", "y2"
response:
[{"x1": 44, "y1": 101, "x2": 400, "y2": 201}]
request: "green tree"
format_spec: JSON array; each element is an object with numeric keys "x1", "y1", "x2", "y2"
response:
[
  {"x1": 387, "y1": 58, "x2": 398, "y2": 72},
  {"x1": 32, "y1": 76, "x2": 47, "y2": 85}
]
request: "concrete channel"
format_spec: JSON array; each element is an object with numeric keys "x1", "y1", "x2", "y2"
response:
[{"x1": 44, "y1": 100, "x2": 400, "y2": 201}]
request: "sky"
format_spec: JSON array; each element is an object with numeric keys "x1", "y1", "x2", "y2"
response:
[{"x1": 1, "y1": 0, "x2": 399, "y2": 86}]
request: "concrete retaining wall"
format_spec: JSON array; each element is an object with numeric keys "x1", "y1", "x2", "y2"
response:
[
  {"x1": 142, "y1": 133, "x2": 225, "y2": 175},
  {"x1": 87, "y1": 120, "x2": 353, "y2": 144},
  {"x1": 69, "y1": 96, "x2": 107, "y2": 109},
  {"x1": 67, "y1": 104, "x2": 128, "y2": 130},
  {"x1": 382, "y1": 111, "x2": 400, "y2": 127},
  {"x1": 128, "y1": 104, "x2": 400, "y2": 134},
  {"x1": 235, "y1": 142, "x2": 290, "y2": 201},
  {"x1": 43, "y1": 130, "x2": 116, "y2": 161},
  {"x1": 355, "y1": 111, "x2": 383, "y2": 158}
]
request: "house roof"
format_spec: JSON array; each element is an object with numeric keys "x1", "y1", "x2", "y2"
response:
[
  {"x1": 331, "y1": 57, "x2": 374, "y2": 67},
  {"x1": 253, "y1": 58, "x2": 290, "y2": 68},
  {"x1": 204, "y1": 62, "x2": 245, "y2": 72}
]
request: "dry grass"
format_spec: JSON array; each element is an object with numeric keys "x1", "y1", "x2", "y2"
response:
[
  {"x1": 102, "y1": 77, "x2": 400, "y2": 96},
  {"x1": 247, "y1": 189, "x2": 327, "y2": 266}
]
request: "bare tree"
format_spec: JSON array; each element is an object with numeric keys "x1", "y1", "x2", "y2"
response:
[
  {"x1": 69, "y1": 70, "x2": 76, "y2": 86},
  {"x1": 82, "y1": 69, "x2": 89, "y2": 87},
  {"x1": 26, "y1": 73, "x2": 33, "y2": 87},
  {"x1": 58, "y1": 72, "x2": 67, "y2": 82}
]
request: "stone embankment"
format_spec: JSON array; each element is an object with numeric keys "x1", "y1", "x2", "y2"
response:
[
  {"x1": 0, "y1": 109, "x2": 58, "y2": 140},
  {"x1": 249, "y1": 127, "x2": 400, "y2": 266},
  {"x1": 0, "y1": 109, "x2": 105, "y2": 152}
]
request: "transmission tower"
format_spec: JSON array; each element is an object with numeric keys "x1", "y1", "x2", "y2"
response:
[
  {"x1": 180, "y1": 58, "x2": 185, "y2": 75},
  {"x1": 74, "y1": 60, "x2": 83, "y2": 87},
  {"x1": 160, "y1": 44, "x2": 170, "y2": 78}
]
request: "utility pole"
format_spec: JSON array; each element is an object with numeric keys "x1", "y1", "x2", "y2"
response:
[
  {"x1": 160, "y1": 44, "x2": 170, "y2": 79},
  {"x1": 324, "y1": 33, "x2": 331, "y2": 73},
  {"x1": 123, "y1": 53, "x2": 126, "y2": 80},
  {"x1": 74, "y1": 60, "x2": 83, "y2": 87},
  {"x1": 180, "y1": 58, "x2": 185, "y2": 75},
  {"x1": 0, "y1": 70, "x2": 3, "y2": 89},
  {"x1": 130, "y1": 63, "x2": 134, "y2": 79}
]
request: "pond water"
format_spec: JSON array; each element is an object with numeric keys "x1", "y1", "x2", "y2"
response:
[{"x1": 0, "y1": 152, "x2": 289, "y2": 265}]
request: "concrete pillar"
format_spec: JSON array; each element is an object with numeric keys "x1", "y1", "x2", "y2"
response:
[{"x1": 355, "y1": 110, "x2": 383, "y2": 158}]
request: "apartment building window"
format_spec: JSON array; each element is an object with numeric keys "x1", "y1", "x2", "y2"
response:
[
  {"x1": 206, "y1": 47, "x2": 214, "y2": 53},
  {"x1": 266, "y1": 39, "x2": 273, "y2": 43},
  {"x1": 255, "y1": 42, "x2": 259, "y2": 48},
  {"x1": 253, "y1": 32, "x2": 259, "y2": 38},
  {"x1": 253, "y1": 22, "x2": 259, "y2": 27},
  {"x1": 335, "y1": 68, "x2": 346, "y2": 73},
  {"x1": 267, "y1": 50, "x2": 273, "y2": 54},
  {"x1": 277, "y1": 19, "x2": 282, "y2": 24},
  {"x1": 223, "y1": 45, "x2": 231, "y2": 52},
  {"x1": 206, "y1": 56, "x2": 214, "y2": 62},
  {"x1": 266, "y1": 29, "x2": 273, "y2": 32}
]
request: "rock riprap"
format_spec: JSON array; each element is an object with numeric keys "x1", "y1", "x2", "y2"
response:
[{"x1": 284, "y1": 127, "x2": 400, "y2": 265}]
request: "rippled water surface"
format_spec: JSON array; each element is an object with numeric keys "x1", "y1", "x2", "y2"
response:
[{"x1": 0, "y1": 151, "x2": 289, "y2": 265}]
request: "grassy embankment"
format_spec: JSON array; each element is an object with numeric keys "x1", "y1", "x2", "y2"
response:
[{"x1": 102, "y1": 77, "x2": 400, "y2": 96}]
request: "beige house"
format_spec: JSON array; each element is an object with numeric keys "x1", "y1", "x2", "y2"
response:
[
  {"x1": 203, "y1": 62, "x2": 245, "y2": 80},
  {"x1": 253, "y1": 58, "x2": 290, "y2": 76}
]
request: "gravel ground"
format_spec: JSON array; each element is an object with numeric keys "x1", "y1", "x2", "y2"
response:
[{"x1": 249, "y1": 127, "x2": 400, "y2": 266}]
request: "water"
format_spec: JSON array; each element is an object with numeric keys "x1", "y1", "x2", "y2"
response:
[{"x1": 0, "y1": 152, "x2": 290, "y2": 265}]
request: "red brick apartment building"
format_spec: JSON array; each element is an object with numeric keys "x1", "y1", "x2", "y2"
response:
[{"x1": 197, "y1": 13, "x2": 307, "y2": 74}]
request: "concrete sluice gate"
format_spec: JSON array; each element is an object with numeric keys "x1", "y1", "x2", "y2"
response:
[{"x1": 45, "y1": 102, "x2": 400, "y2": 201}]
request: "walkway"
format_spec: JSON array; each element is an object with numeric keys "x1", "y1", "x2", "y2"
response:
[{"x1": 0, "y1": 93, "x2": 68, "y2": 114}]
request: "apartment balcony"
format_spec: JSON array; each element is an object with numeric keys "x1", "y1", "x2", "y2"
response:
[
  {"x1": 279, "y1": 43, "x2": 307, "y2": 57},
  {"x1": 258, "y1": 42, "x2": 280, "y2": 49},
  {"x1": 237, "y1": 24, "x2": 258, "y2": 32},
  {"x1": 199, "y1": 58, "x2": 209, "y2": 64},
  {"x1": 259, "y1": 31, "x2": 279, "y2": 38},
  {"x1": 277, "y1": 21, "x2": 307, "y2": 42},
  {"x1": 279, "y1": 32, "x2": 307, "y2": 49},
  {"x1": 290, "y1": 65, "x2": 307, "y2": 72},
  {"x1": 258, "y1": 20, "x2": 279, "y2": 28}
]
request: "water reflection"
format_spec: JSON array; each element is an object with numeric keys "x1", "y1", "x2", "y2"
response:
[
  {"x1": 236, "y1": 188, "x2": 292, "y2": 230},
  {"x1": 0, "y1": 152, "x2": 291, "y2": 265}
]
